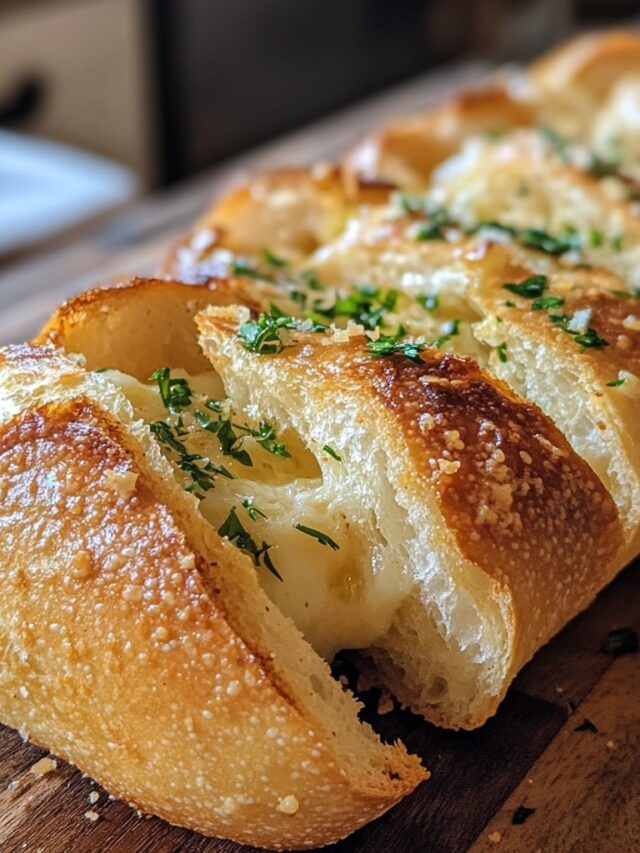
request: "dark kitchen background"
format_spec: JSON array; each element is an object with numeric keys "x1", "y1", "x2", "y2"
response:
[{"x1": 0, "y1": 0, "x2": 638, "y2": 261}]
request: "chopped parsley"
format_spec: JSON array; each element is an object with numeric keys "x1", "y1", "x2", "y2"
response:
[
  {"x1": 301, "y1": 270, "x2": 324, "y2": 291},
  {"x1": 512, "y1": 805, "x2": 536, "y2": 826},
  {"x1": 503, "y1": 275, "x2": 548, "y2": 299},
  {"x1": 230, "y1": 260, "x2": 275, "y2": 282},
  {"x1": 219, "y1": 507, "x2": 282, "y2": 580},
  {"x1": 195, "y1": 411, "x2": 252, "y2": 466},
  {"x1": 150, "y1": 368, "x2": 193, "y2": 413},
  {"x1": 607, "y1": 378, "x2": 626, "y2": 387},
  {"x1": 416, "y1": 293, "x2": 440, "y2": 314},
  {"x1": 261, "y1": 248, "x2": 287, "y2": 268},
  {"x1": 366, "y1": 335, "x2": 426, "y2": 364},
  {"x1": 574, "y1": 718, "x2": 598, "y2": 733},
  {"x1": 496, "y1": 342, "x2": 508, "y2": 363},
  {"x1": 601, "y1": 627, "x2": 639, "y2": 657},
  {"x1": 519, "y1": 228, "x2": 581, "y2": 255},
  {"x1": 323, "y1": 444, "x2": 342, "y2": 461},
  {"x1": 149, "y1": 420, "x2": 234, "y2": 497},
  {"x1": 532, "y1": 295, "x2": 565, "y2": 311},
  {"x1": 308, "y1": 283, "x2": 398, "y2": 330},
  {"x1": 196, "y1": 408, "x2": 290, "y2": 463},
  {"x1": 549, "y1": 313, "x2": 609, "y2": 350},
  {"x1": 294, "y1": 523, "x2": 340, "y2": 550},
  {"x1": 414, "y1": 208, "x2": 455, "y2": 241},
  {"x1": 590, "y1": 228, "x2": 604, "y2": 248},
  {"x1": 238, "y1": 305, "x2": 326, "y2": 355},
  {"x1": 242, "y1": 497, "x2": 267, "y2": 521}
]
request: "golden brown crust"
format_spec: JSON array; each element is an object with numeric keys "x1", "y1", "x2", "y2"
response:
[{"x1": 0, "y1": 346, "x2": 425, "y2": 849}]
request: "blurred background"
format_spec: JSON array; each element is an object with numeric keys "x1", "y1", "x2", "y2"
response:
[{"x1": 0, "y1": 0, "x2": 638, "y2": 298}]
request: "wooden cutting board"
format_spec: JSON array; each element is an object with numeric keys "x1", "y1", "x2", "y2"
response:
[{"x1": 0, "y1": 561, "x2": 638, "y2": 853}]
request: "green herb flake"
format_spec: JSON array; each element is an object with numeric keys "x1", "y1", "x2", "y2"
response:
[
  {"x1": 260, "y1": 248, "x2": 287, "y2": 268},
  {"x1": 309, "y1": 283, "x2": 398, "y2": 331},
  {"x1": 218, "y1": 507, "x2": 282, "y2": 580},
  {"x1": 606, "y1": 378, "x2": 626, "y2": 387},
  {"x1": 294, "y1": 523, "x2": 340, "y2": 550},
  {"x1": 590, "y1": 228, "x2": 604, "y2": 248},
  {"x1": 149, "y1": 368, "x2": 193, "y2": 413},
  {"x1": 238, "y1": 306, "x2": 325, "y2": 356},
  {"x1": 230, "y1": 261, "x2": 275, "y2": 282},
  {"x1": 366, "y1": 335, "x2": 426, "y2": 364},
  {"x1": 242, "y1": 497, "x2": 267, "y2": 521},
  {"x1": 512, "y1": 805, "x2": 536, "y2": 826},
  {"x1": 496, "y1": 342, "x2": 508, "y2": 363},
  {"x1": 602, "y1": 627, "x2": 639, "y2": 657},
  {"x1": 301, "y1": 270, "x2": 325, "y2": 291},
  {"x1": 574, "y1": 328, "x2": 609, "y2": 350},
  {"x1": 532, "y1": 295, "x2": 565, "y2": 311},
  {"x1": 503, "y1": 275, "x2": 548, "y2": 299},
  {"x1": 323, "y1": 444, "x2": 342, "y2": 461}
]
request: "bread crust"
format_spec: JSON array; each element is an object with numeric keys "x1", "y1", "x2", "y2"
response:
[{"x1": 0, "y1": 344, "x2": 425, "y2": 849}]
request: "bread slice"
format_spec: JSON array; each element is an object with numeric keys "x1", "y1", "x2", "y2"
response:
[
  {"x1": 2, "y1": 328, "x2": 426, "y2": 849},
  {"x1": 467, "y1": 243, "x2": 640, "y2": 566},
  {"x1": 196, "y1": 303, "x2": 621, "y2": 729}
]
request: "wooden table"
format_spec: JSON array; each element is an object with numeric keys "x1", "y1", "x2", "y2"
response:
[{"x1": 0, "y1": 61, "x2": 638, "y2": 853}]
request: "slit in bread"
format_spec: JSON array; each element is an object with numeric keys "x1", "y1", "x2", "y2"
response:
[{"x1": 2, "y1": 315, "x2": 426, "y2": 851}]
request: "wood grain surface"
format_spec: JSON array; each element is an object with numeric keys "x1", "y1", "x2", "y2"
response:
[{"x1": 0, "y1": 60, "x2": 638, "y2": 853}]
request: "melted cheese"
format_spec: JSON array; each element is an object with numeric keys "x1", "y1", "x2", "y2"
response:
[{"x1": 108, "y1": 369, "x2": 413, "y2": 658}]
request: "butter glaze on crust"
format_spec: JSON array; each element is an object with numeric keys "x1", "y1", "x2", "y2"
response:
[
  {"x1": 0, "y1": 344, "x2": 425, "y2": 850},
  {"x1": 197, "y1": 307, "x2": 622, "y2": 728}
]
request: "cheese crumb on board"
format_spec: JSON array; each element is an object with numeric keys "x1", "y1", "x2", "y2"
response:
[{"x1": 30, "y1": 757, "x2": 57, "y2": 776}]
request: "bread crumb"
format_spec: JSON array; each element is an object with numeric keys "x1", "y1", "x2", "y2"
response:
[
  {"x1": 84, "y1": 810, "x2": 100, "y2": 822},
  {"x1": 88, "y1": 791, "x2": 99, "y2": 805},
  {"x1": 488, "y1": 831, "x2": 502, "y2": 844},
  {"x1": 377, "y1": 690, "x2": 395, "y2": 715},
  {"x1": 606, "y1": 740, "x2": 615, "y2": 749},
  {"x1": 277, "y1": 794, "x2": 299, "y2": 815},
  {"x1": 30, "y1": 757, "x2": 57, "y2": 776},
  {"x1": 555, "y1": 686, "x2": 564, "y2": 694}
]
